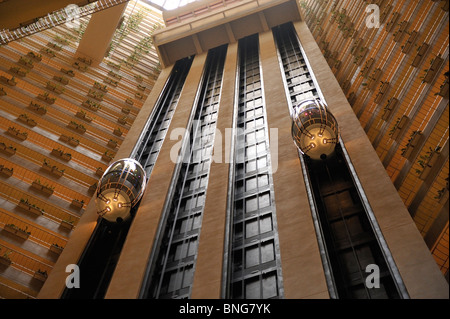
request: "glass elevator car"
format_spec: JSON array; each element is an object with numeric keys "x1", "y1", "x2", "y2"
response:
[
  {"x1": 291, "y1": 98, "x2": 339, "y2": 160},
  {"x1": 95, "y1": 158, "x2": 146, "y2": 223}
]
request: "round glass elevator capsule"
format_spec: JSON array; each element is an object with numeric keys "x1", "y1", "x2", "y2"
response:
[
  {"x1": 291, "y1": 99, "x2": 339, "y2": 160},
  {"x1": 95, "y1": 158, "x2": 147, "y2": 223}
]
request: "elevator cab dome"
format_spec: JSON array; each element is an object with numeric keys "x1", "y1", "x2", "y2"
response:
[
  {"x1": 291, "y1": 98, "x2": 339, "y2": 160},
  {"x1": 95, "y1": 158, "x2": 146, "y2": 223}
]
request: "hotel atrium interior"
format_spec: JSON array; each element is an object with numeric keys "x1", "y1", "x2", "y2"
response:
[{"x1": 0, "y1": 0, "x2": 448, "y2": 299}]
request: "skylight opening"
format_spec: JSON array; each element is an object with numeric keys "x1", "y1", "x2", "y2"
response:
[{"x1": 145, "y1": 0, "x2": 199, "y2": 10}]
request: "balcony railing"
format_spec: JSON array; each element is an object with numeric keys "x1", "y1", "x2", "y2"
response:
[{"x1": 0, "y1": 0, "x2": 131, "y2": 45}]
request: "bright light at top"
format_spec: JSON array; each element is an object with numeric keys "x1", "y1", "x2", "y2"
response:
[{"x1": 146, "y1": 0, "x2": 199, "y2": 10}]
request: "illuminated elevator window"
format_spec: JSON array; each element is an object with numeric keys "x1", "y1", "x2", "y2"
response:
[
  {"x1": 273, "y1": 22, "x2": 404, "y2": 299},
  {"x1": 143, "y1": 45, "x2": 228, "y2": 299},
  {"x1": 226, "y1": 34, "x2": 283, "y2": 299}
]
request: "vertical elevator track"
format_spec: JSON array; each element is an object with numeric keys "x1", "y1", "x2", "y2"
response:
[
  {"x1": 273, "y1": 22, "x2": 406, "y2": 299},
  {"x1": 141, "y1": 45, "x2": 227, "y2": 299},
  {"x1": 225, "y1": 34, "x2": 283, "y2": 299},
  {"x1": 304, "y1": 148, "x2": 401, "y2": 298},
  {"x1": 132, "y1": 57, "x2": 194, "y2": 175},
  {"x1": 61, "y1": 57, "x2": 193, "y2": 299}
]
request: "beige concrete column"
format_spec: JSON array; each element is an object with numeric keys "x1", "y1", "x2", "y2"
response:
[
  {"x1": 191, "y1": 42, "x2": 238, "y2": 298},
  {"x1": 76, "y1": 2, "x2": 128, "y2": 64},
  {"x1": 293, "y1": 20, "x2": 449, "y2": 298},
  {"x1": 259, "y1": 31, "x2": 329, "y2": 298},
  {"x1": 37, "y1": 65, "x2": 173, "y2": 299},
  {"x1": 105, "y1": 53, "x2": 208, "y2": 298}
]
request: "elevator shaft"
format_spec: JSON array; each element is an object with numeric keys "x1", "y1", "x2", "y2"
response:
[
  {"x1": 225, "y1": 34, "x2": 283, "y2": 299},
  {"x1": 141, "y1": 45, "x2": 228, "y2": 299},
  {"x1": 304, "y1": 147, "x2": 401, "y2": 298},
  {"x1": 61, "y1": 57, "x2": 192, "y2": 299},
  {"x1": 273, "y1": 22, "x2": 406, "y2": 299}
]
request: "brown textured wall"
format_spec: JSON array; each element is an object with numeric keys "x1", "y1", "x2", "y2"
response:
[{"x1": 259, "y1": 30, "x2": 329, "y2": 299}]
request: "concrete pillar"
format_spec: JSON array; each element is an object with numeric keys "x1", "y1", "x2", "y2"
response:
[{"x1": 76, "y1": 2, "x2": 128, "y2": 64}]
